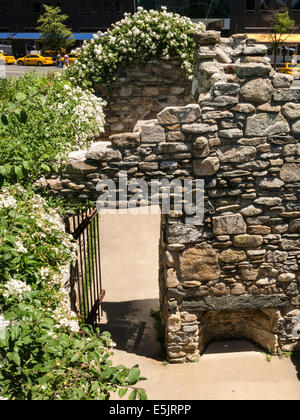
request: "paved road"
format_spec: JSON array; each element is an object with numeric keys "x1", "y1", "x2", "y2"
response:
[
  {"x1": 293, "y1": 78, "x2": 300, "y2": 88},
  {"x1": 2, "y1": 64, "x2": 63, "y2": 78}
]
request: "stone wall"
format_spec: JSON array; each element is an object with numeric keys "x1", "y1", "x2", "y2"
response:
[
  {"x1": 94, "y1": 58, "x2": 193, "y2": 138},
  {"x1": 44, "y1": 31, "x2": 300, "y2": 362}
]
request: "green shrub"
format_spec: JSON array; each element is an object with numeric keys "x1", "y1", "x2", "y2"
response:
[
  {"x1": 0, "y1": 72, "x2": 105, "y2": 185},
  {"x1": 0, "y1": 186, "x2": 146, "y2": 400}
]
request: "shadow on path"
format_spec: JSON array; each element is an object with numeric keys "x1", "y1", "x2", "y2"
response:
[
  {"x1": 98, "y1": 298, "x2": 162, "y2": 361},
  {"x1": 203, "y1": 339, "x2": 262, "y2": 355},
  {"x1": 291, "y1": 352, "x2": 300, "y2": 382}
]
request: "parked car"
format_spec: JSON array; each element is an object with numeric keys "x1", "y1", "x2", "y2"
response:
[
  {"x1": 17, "y1": 54, "x2": 54, "y2": 66},
  {"x1": 0, "y1": 52, "x2": 16, "y2": 65},
  {"x1": 277, "y1": 63, "x2": 300, "y2": 79}
]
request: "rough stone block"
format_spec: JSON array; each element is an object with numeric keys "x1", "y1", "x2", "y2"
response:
[
  {"x1": 280, "y1": 163, "x2": 300, "y2": 182},
  {"x1": 86, "y1": 142, "x2": 122, "y2": 162},
  {"x1": 193, "y1": 156, "x2": 220, "y2": 176},
  {"x1": 245, "y1": 113, "x2": 290, "y2": 137},
  {"x1": 240, "y1": 78, "x2": 273, "y2": 104},
  {"x1": 233, "y1": 234, "x2": 263, "y2": 248},
  {"x1": 110, "y1": 132, "x2": 140, "y2": 148},
  {"x1": 157, "y1": 104, "x2": 201, "y2": 125},
  {"x1": 217, "y1": 145, "x2": 256, "y2": 163},
  {"x1": 213, "y1": 214, "x2": 247, "y2": 235},
  {"x1": 139, "y1": 122, "x2": 166, "y2": 143},
  {"x1": 180, "y1": 245, "x2": 220, "y2": 282},
  {"x1": 273, "y1": 88, "x2": 300, "y2": 102},
  {"x1": 234, "y1": 63, "x2": 271, "y2": 77}
]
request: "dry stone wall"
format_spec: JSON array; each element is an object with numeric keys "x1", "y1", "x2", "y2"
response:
[
  {"x1": 94, "y1": 58, "x2": 193, "y2": 138},
  {"x1": 44, "y1": 31, "x2": 300, "y2": 362}
]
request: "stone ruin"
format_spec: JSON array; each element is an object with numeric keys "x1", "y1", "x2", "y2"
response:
[{"x1": 44, "y1": 30, "x2": 300, "y2": 362}]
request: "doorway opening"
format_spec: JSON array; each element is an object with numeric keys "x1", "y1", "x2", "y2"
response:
[{"x1": 98, "y1": 206, "x2": 163, "y2": 359}]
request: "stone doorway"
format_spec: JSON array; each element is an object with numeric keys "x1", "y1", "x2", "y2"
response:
[{"x1": 98, "y1": 206, "x2": 163, "y2": 359}]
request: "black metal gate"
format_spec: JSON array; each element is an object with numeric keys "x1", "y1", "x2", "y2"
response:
[{"x1": 66, "y1": 208, "x2": 105, "y2": 326}]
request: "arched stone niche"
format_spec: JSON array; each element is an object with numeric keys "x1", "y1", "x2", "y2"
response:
[{"x1": 44, "y1": 30, "x2": 300, "y2": 362}]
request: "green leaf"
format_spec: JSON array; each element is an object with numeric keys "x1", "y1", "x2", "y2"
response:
[
  {"x1": 40, "y1": 163, "x2": 51, "y2": 173},
  {"x1": 128, "y1": 389, "x2": 137, "y2": 400},
  {"x1": 14, "y1": 165, "x2": 24, "y2": 180},
  {"x1": 19, "y1": 110, "x2": 28, "y2": 124},
  {"x1": 0, "y1": 165, "x2": 11, "y2": 176},
  {"x1": 128, "y1": 367, "x2": 140, "y2": 385},
  {"x1": 7, "y1": 351, "x2": 21, "y2": 366},
  {"x1": 51, "y1": 164, "x2": 59, "y2": 173},
  {"x1": 22, "y1": 161, "x2": 33, "y2": 171},
  {"x1": 118, "y1": 388, "x2": 128, "y2": 398},
  {"x1": 15, "y1": 92, "x2": 27, "y2": 102},
  {"x1": 101, "y1": 367, "x2": 114, "y2": 380},
  {"x1": 10, "y1": 325, "x2": 20, "y2": 341},
  {"x1": 137, "y1": 389, "x2": 147, "y2": 400}
]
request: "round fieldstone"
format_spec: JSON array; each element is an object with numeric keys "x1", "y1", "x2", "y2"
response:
[
  {"x1": 240, "y1": 78, "x2": 273, "y2": 104},
  {"x1": 193, "y1": 156, "x2": 220, "y2": 176}
]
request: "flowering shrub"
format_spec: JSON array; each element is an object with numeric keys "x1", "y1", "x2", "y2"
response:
[
  {"x1": 67, "y1": 6, "x2": 205, "y2": 88},
  {"x1": 0, "y1": 186, "x2": 146, "y2": 400},
  {"x1": 0, "y1": 72, "x2": 106, "y2": 185}
]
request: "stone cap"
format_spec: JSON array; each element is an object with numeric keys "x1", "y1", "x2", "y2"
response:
[{"x1": 193, "y1": 30, "x2": 221, "y2": 46}]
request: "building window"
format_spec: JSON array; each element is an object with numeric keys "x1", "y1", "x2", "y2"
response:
[
  {"x1": 274, "y1": 0, "x2": 286, "y2": 8},
  {"x1": 292, "y1": 0, "x2": 300, "y2": 10},
  {"x1": 33, "y1": 2, "x2": 43, "y2": 14},
  {"x1": 80, "y1": 1, "x2": 100, "y2": 14},
  {"x1": 245, "y1": 0, "x2": 256, "y2": 12},
  {"x1": 24, "y1": 1, "x2": 31, "y2": 14},
  {"x1": 90, "y1": 1, "x2": 99, "y2": 13},
  {"x1": 0, "y1": 1, "x2": 8, "y2": 13},
  {"x1": 80, "y1": 1, "x2": 89, "y2": 13},
  {"x1": 103, "y1": 1, "x2": 122, "y2": 12},
  {"x1": 260, "y1": 0, "x2": 271, "y2": 12}
]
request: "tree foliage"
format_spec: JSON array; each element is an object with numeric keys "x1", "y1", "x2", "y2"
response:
[
  {"x1": 263, "y1": 8, "x2": 297, "y2": 66},
  {"x1": 37, "y1": 4, "x2": 74, "y2": 52}
]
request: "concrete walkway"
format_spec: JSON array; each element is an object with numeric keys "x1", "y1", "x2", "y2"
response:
[{"x1": 98, "y1": 210, "x2": 300, "y2": 400}]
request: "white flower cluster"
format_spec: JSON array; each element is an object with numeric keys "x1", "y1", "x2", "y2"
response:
[
  {"x1": 15, "y1": 239, "x2": 28, "y2": 254},
  {"x1": 0, "y1": 314, "x2": 10, "y2": 334},
  {"x1": 0, "y1": 188, "x2": 17, "y2": 210},
  {"x1": 49, "y1": 78, "x2": 106, "y2": 149},
  {"x1": 68, "y1": 7, "x2": 205, "y2": 85},
  {"x1": 3, "y1": 278, "x2": 31, "y2": 301},
  {"x1": 1, "y1": 186, "x2": 80, "y2": 336},
  {"x1": 53, "y1": 284, "x2": 80, "y2": 333}
]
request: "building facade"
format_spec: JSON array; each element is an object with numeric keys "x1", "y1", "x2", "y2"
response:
[
  {"x1": 230, "y1": 0, "x2": 300, "y2": 34},
  {"x1": 0, "y1": 0, "x2": 135, "y2": 33},
  {"x1": 229, "y1": 0, "x2": 300, "y2": 63},
  {"x1": 2, "y1": 1, "x2": 300, "y2": 61},
  {"x1": 0, "y1": 0, "x2": 233, "y2": 33}
]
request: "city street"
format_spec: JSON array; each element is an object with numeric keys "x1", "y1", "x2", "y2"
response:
[
  {"x1": 3, "y1": 63, "x2": 62, "y2": 78},
  {"x1": 3, "y1": 64, "x2": 300, "y2": 88},
  {"x1": 293, "y1": 78, "x2": 300, "y2": 88}
]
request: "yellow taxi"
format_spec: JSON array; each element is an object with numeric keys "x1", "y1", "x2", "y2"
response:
[
  {"x1": 277, "y1": 62, "x2": 300, "y2": 79},
  {"x1": 0, "y1": 52, "x2": 15, "y2": 65},
  {"x1": 17, "y1": 54, "x2": 54, "y2": 66},
  {"x1": 44, "y1": 48, "x2": 66, "y2": 56}
]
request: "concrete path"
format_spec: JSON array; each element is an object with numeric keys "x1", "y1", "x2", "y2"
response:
[{"x1": 98, "y1": 209, "x2": 300, "y2": 400}]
